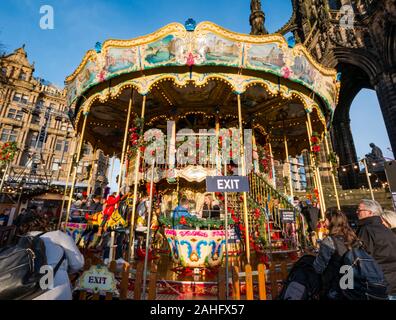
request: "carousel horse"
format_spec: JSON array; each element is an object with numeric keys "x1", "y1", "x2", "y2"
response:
[{"x1": 78, "y1": 199, "x2": 129, "y2": 248}]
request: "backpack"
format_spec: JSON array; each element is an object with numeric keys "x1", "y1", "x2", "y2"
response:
[
  {"x1": 339, "y1": 244, "x2": 389, "y2": 300},
  {"x1": 278, "y1": 255, "x2": 322, "y2": 300},
  {"x1": 0, "y1": 232, "x2": 65, "y2": 300}
]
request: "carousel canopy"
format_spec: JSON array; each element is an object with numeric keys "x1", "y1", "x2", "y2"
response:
[{"x1": 65, "y1": 20, "x2": 339, "y2": 158}]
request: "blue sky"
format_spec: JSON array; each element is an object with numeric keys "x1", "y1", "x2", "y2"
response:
[{"x1": 0, "y1": 0, "x2": 393, "y2": 191}]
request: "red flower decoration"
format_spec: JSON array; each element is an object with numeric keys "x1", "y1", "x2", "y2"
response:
[
  {"x1": 186, "y1": 53, "x2": 195, "y2": 67},
  {"x1": 312, "y1": 145, "x2": 321, "y2": 153},
  {"x1": 179, "y1": 216, "x2": 187, "y2": 225}
]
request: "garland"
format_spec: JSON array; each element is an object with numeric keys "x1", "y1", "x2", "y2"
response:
[
  {"x1": 327, "y1": 151, "x2": 339, "y2": 175},
  {"x1": 256, "y1": 145, "x2": 271, "y2": 174},
  {"x1": 310, "y1": 131, "x2": 321, "y2": 167},
  {"x1": 127, "y1": 117, "x2": 146, "y2": 160},
  {"x1": 0, "y1": 142, "x2": 19, "y2": 165},
  {"x1": 158, "y1": 214, "x2": 233, "y2": 230}
]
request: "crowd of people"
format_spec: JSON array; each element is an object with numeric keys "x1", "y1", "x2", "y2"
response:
[
  {"x1": 2, "y1": 187, "x2": 396, "y2": 300},
  {"x1": 300, "y1": 199, "x2": 396, "y2": 300}
]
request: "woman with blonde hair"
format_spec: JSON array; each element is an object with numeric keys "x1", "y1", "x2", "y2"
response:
[
  {"x1": 201, "y1": 193, "x2": 221, "y2": 219},
  {"x1": 380, "y1": 210, "x2": 396, "y2": 235}
]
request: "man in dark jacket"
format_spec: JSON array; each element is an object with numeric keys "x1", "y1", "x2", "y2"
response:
[{"x1": 357, "y1": 199, "x2": 396, "y2": 298}]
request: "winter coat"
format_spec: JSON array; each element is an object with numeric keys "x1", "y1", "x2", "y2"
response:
[
  {"x1": 313, "y1": 235, "x2": 348, "y2": 299},
  {"x1": 357, "y1": 216, "x2": 396, "y2": 295}
]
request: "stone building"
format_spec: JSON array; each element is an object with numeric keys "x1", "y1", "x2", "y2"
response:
[
  {"x1": 0, "y1": 46, "x2": 108, "y2": 207},
  {"x1": 250, "y1": 0, "x2": 395, "y2": 208}
]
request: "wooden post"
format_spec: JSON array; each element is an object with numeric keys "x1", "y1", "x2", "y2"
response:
[
  {"x1": 269, "y1": 263, "x2": 278, "y2": 299},
  {"x1": 128, "y1": 95, "x2": 147, "y2": 262},
  {"x1": 148, "y1": 262, "x2": 158, "y2": 300},
  {"x1": 134, "y1": 260, "x2": 144, "y2": 300},
  {"x1": 218, "y1": 267, "x2": 226, "y2": 300},
  {"x1": 105, "y1": 261, "x2": 117, "y2": 300},
  {"x1": 232, "y1": 266, "x2": 241, "y2": 300},
  {"x1": 258, "y1": 264, "x2": 267, "y2": 300},
  {"x1": 120, "y1": 262, "x2": 130, "y2": 300},
  {"x1": 64, "y1": 112, "x2": 89, "y2": 229},
  {"x1": 245, "y1": 264, "x2": 254, "y2": 300}
]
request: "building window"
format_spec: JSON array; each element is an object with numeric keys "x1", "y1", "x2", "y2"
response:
[
  {"x1": 29, "y1": 132, "x2": 38, "y2": 147},
  {"x1": 19, "y1": 71, "x2": 27, "y2": 81},
  {"x1": 1, "y1": 67, "x2": 7, "y2": 77},
  {"x1": 52, "y1": 159, "x2": 60, "y2": 171},
  {"x1": 1, "y1": 128, "x2": 18, "y2": 142},
  {"x1": 13, "y1": 93, "x2": 22, "y2": 102},
  {"x1": 60, "y1": 122, "x2": 68, "y2": 131},
  {"x1": 64, "y1": 141, "x2": 69, "y2": 152},
  {"x1": 55, "y1": 139, "x2": 63, "y2": 152},
  {"x1": 7, "y1": 108, "x2": 24, "y2": 121},
  {"x1": 21, "y1": 95, "x2": 29, "y2": 104}
]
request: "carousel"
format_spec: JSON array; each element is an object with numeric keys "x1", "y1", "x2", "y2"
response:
[{"x1": 60, "y1": 19, "x2": 340, "y2": 279}]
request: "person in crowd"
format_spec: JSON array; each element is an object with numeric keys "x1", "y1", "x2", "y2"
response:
[
  {"x1": 356, "y1": 199, "x2": 396, "y2": 299},
  {"x1": 172, "y1": 197, "x2": 192, "y2": 229},
  {"x1": 19, "y1": 215, "x2": 84, "y2": 300},
  {"x1": 0, "y1": 209, "x2": 10, "y2": 226},
  {"x1": 202, "y1": 194, "x2": 221, "y2": 219},
  {"x1": 313, "y1": 210, "x2": 360, "y2": 300},
  {"x1": 380, "y1": 210, "x2": 396, "y2": 235},
  {"x1": 88, "y1": 195, "x2": 103, "y2": 214},
  {"x1": 301, "y1": 200, "x2": 320, "y2": 247}
]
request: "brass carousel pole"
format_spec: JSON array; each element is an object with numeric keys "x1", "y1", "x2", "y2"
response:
[
  {"x1": 237, "y1": 94, "x2": 251, "y2": 265},
  {"x1": 86, "y1": 146, "x2": 97, "y2": 197},
  {"x1": 306, "y1": 111, "x2": 326, "y2": 218},
  {"x1": 108, "y1": 90, "x2": 134, "y2": 263},
  {"x1": 324, "y1": 131, "x2": 341, "y2": 210},
  {"x1": 268, "y1": 139, "x2": 276, "y2": 188},
  {"x1": 128, "y1": 95, "x2": 147, "y2": 262},
  {"x1": 58, "y1": 136, "x2": 77, "y2": 230},
  {"x1": 64, "y1": 112, "x2": 89, "y2": 230},
  {"x1": 118, "y1": 89, "x2": 134, "y2": 194},
  {"x1": 283, "y1": 135, "x2": 294, "y2": 199}
]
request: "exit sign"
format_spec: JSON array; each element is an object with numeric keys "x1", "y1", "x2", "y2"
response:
[{"x1": 206, "y1": 176, "x2": 250, "y2": 193}]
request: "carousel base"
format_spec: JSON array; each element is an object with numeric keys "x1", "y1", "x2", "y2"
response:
[{"x1": 123, "y1": 249, "x2": 300, "y2": 300}]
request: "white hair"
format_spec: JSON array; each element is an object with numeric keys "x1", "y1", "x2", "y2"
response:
[
  {"x1": 360, "y1": 199, "x2": 383, "y2": 216},
  {"x1": 380, "y1": 210, "x2": 396, "y2": 229}
]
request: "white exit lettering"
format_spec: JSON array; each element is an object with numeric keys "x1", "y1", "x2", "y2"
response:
[{"x1": 216, "y1": 179, "x2": 240, "y2": 190}]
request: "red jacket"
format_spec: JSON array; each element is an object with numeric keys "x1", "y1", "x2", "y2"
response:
[{"x1": 103, "y1": 195, "x2": 120, "y2": 218}]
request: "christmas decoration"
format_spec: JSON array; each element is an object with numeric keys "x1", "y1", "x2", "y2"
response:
[{"x1": 0, "y1": 141, "x2": 19, "y2": 165}]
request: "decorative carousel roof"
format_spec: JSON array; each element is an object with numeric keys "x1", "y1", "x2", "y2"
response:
[
  {"x1": 65, "y1": 20, "x2": 339, "y2": 158},
  {"x1": 65, "y1": 20, "x2": 339, "y2": 113}
]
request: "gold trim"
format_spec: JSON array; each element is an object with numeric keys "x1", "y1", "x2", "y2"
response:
[{"x1": 74, "y1": 72, "x2": 327, "y2": 132}]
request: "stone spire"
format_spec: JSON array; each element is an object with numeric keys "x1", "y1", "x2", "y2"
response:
[{"x1": 250, "y1": 0, "x2": 268, "y2": 35}]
